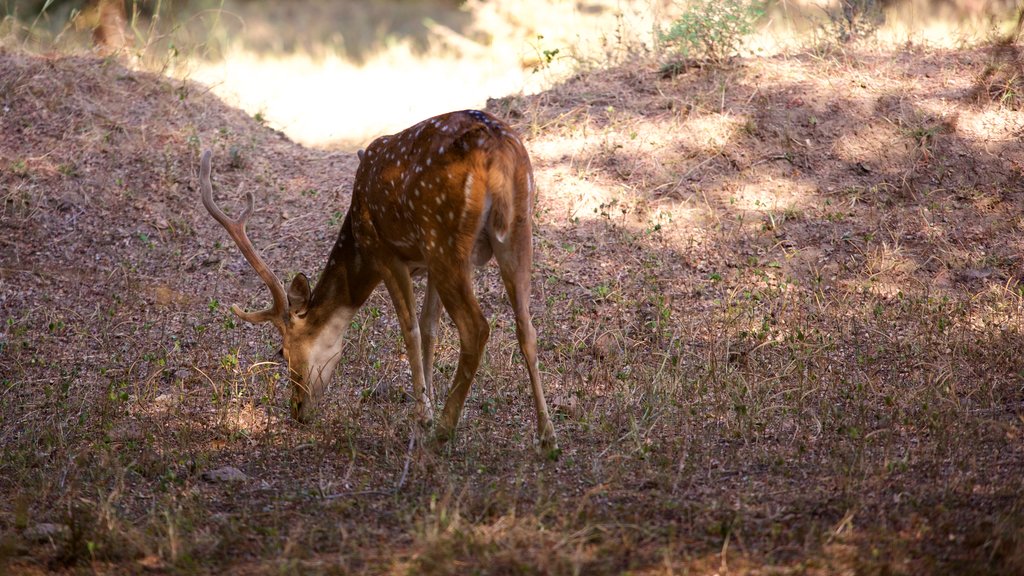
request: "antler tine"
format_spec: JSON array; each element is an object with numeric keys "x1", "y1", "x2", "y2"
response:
[{"x1": 200, "y1": 150, "x2": 289, "y2": 328}]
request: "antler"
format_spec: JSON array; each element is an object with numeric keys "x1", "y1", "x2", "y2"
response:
[{"x1": 200, "y1": 150, "x2": 289, "y2": 328}]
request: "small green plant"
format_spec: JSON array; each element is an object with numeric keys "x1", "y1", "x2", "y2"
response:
[
  {"x1": 220, "y1": 351, "x2": 239, "y2": 371},
  {"x1": 529, "y1": 35, "x2": 563, "y2": 72},
  {"x1": 328, "y1": 210, "x2": 344, "y2": 227},
  {"x1": 660, "y1": 0, "x2": 764, "y2": 64}
]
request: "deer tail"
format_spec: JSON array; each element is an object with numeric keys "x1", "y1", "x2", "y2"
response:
[{"x1": 487, "y1": 142, "x2": 530, "y2": 243}]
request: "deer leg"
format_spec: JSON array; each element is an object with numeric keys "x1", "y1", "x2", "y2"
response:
[
  {"x1": 492, "y1": 227, "x2": 558, "y2": 452},
  {"x1": 379, "y1": 263, "x2": 433, "y2": 427},
  {"x1": 432, "y1": 270, "x2": 489, "y2": 445},
  {"x1": 419, "y1": 277, "x2": 441, "y2": 404}
]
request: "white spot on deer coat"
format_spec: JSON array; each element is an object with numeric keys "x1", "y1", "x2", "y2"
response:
[{"x1": 463, "y1": 173, "x2": 474, "y2": 201}]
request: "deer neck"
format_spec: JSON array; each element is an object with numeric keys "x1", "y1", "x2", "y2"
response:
[{"x1": 307, "y1": 212, "x2": 381, "y2": 327}]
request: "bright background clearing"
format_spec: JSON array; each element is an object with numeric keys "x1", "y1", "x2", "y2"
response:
[
  {"x1": 178, "y1": 0, "x2": 665, "y2": 149},
  {"x1": 5, "y1": 0, "x2": 1015, "y2": 148}
]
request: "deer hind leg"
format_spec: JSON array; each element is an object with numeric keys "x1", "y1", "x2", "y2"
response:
[
  {"x1": 432, "y1": 268, "x2": 489, "y2": 445},
  {"x1": 379, "y1": 262, "x2": 434, "y2": 427},
  {"x1": 418, "y1": 277, "x2": 441, "y2": 404},
  {"x1": 491, "y1": 220, "x2": 558, "y2": 452}
]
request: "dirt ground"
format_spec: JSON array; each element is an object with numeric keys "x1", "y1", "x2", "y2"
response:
[{"x1": 2, "y1": 41, "x2": 1024, "y2": 574}]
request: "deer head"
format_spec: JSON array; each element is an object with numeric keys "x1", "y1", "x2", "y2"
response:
[{"x1": 200, "y1": 150, "x2": 356, "y2": 421}]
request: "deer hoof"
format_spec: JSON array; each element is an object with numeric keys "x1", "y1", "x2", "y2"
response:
[
  {"x1": 416, "y1": 400, "x2": 435, "y2": 429},
  {"x1": 537, "y1": 428, "x2": 559, "y2": 460},
  {"x1": 430, "y1": 424, "x2": 454, "y2": 449},
  {"x1": 414, "y1": 412, "x2": 431, "y2": 432}
]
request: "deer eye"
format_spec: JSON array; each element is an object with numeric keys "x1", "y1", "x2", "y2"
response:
[{"x1": 276, "y1": 347, "x2": 285, "y2": 360}]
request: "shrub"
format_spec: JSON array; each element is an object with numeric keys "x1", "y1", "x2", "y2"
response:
[{"x1": 660, "y1": 0, "x2": 765, "y2": 64}]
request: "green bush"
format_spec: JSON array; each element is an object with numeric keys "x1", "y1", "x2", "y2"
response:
[{"x1": 660, "y1": 0, "x2": 765, "y2": 63}]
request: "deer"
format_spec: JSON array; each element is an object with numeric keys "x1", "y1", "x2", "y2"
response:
[{"x1": 200, "y1": 110, "x2": 557, "y2": 451}]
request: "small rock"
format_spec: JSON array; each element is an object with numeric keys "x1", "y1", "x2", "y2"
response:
[
  {"x1": 592, "y1": 333, "x2": 621, "y2": 362},
  {"x1": 201, "y1": 466, "x2": 248, "y2": 483},
  {"x1": 152, "y1": 393, "x2": 177, "y2": 413},
  {"x1": 24, "y1": 523, "x2": 68, "y2": 543},
  {"x1": 109, "y1": 421, "x2": 144, "y2": 443},
  {"x1": 551, "y1": 393, "x2": 579, "y2": 418},
  {"x1": 137, "y1": 555, "x2": 167, "y2": 571},
  {"x1": 960, "y1": 268, "x2": 995, "y2": 281}
]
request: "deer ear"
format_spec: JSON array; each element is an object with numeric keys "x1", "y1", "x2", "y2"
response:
[
  {"x1": 357, "y1": 149, "x2": 365, "y2": 162},
  {"x1": 287, "y1": 273, "x2": 311, "y2": 315}
]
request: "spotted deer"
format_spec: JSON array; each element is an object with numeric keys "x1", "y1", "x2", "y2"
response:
[{"x1": 200, "y1": 110, "x2": 557, "y2": 450}]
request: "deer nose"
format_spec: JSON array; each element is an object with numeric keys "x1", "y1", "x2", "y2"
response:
[{"x1": 290, "y1": 389, "x2": 315, "y2": 422}]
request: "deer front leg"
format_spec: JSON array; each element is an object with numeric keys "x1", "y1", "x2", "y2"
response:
[
  {"x1": 379, "y1": 263, "x2": 434, "y2": 428},
  {"x1": 418, "y1": 277, "x2": 441, "y2": 404},
  {"x1": 432, "y1": 272, "x2": 489, "y2": 445}
]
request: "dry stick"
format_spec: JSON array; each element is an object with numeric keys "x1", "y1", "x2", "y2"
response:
[
  {"x1": 323, "y1": 430, "x2": 417, "y2": 500},
  {"x1": 394, "y1": 432, "x2": 416, "y2": 491},
  {"x1": 663, "y1": 153, "x2": 719, "y2": 198}
]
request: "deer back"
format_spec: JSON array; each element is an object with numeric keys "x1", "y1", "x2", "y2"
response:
[{"x1": 351, "y1": 110, "x2": 533, "y2": 272}]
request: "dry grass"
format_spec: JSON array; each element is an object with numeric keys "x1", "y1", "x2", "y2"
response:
[{"x1": 3, "y1": 2, "x2": 1024, "y2": 575}]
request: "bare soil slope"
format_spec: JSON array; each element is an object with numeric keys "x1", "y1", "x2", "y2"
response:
[{"x1": 2, "y1": 45, "x2": 1024, "y2": 574}]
